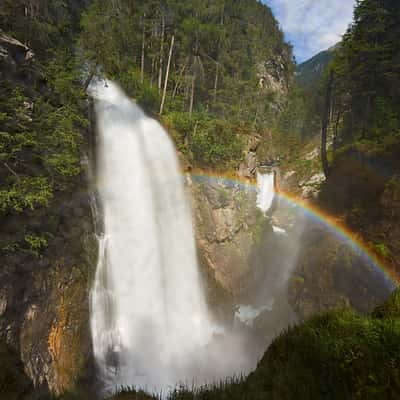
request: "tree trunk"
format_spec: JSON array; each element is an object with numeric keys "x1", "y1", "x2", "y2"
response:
[
  {"x1": 160, "y1": 35, "x2": 174, "y2": 115},
  {"x1": 140, "y1": 18, "x2": 145, "y2": 84},
  {"x1": 333, "y1": 109, "x2": 341, "y2": 156},
  {"x1": 213, "y1": 62, "x2": 219, "y2": 103},
  {"x1": 189, "y1": 76, "x2": 195, "y2": 114},
  {"x1": 83, "y1": 70, "x2": 95, "y2": 92},
  {"x1": 321, "y1": 71, "x2": 334, "y2": 178},
  {"x1": 213, "y1": 3, "x2": 224, "y2": 103},
  {"x1": 158, "y1": 14, "x2": 165, "y2": 93}
]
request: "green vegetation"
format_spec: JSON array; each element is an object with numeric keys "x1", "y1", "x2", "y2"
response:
[
  {"x1": 24, "y1": 233, "x2": 50, "y2": 257},
  {"x1": 1, "y1": 1, "x2": 399, "y2": 399},
  {"x1": 296, "y1": 49, "x2": 335, "y2": 90},
  {"x1": 313, "y1": 0, "x2": 400, "y2": 179},
  {"x1": 3, "y1": 289, "x2": 398, "y2": 399},
  {"x1": 328, "y1": 0, "x2": 400, "y2": 148},
  {"x1": 276, "y1": 0, "x2": 400, "y2": 157},
  {"x1": 0, "y1": 2, "x2": 89, "y2": 254},
  {"x1": 79, "y1": 0, "x2": 294, "y2": 169}
]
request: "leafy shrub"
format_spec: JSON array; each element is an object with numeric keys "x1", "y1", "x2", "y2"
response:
[
  {"x1": 190, "y1": 118, "x2": 244, "y2": 170},
  {"x1": 0, "y1": 177, "x2": 53, "y2": 213}
]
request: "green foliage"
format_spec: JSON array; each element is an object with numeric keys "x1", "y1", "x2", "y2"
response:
[
  {"x1": 373, "y1": 289, "x2": 400, "y2": 319},
  {"x1": 24, "y1": 233, "x2": 49, "y2": 257},
  {"x1": 164, "y1": 112, "x2": 245, "y2": 169},
  {"x1": 190, "y1": 118, "x2": 244, "y2": 169},
  {"x1": 0, "y1": 0, "x2": 84, "y2": 59},
  {"x1": 296, "y1": 49, "x2": 335, "y2": 90},
  {"x1": 79, "y1": 0, "x2": 293, "y2": 168},
  {"x1": 374, "y1": 243, "x2": 391, "y2": 259},
  {"x1": 0, "y1": 51, "x2": 87, "y2": 215},
  {"x1": 0, "y1": 177, "x2": 53, "y2": 213},
  {"x1": 276, "y1": 84, "x2": 307, "y2": 136},
  {"x1": 328, "y1": 0, "x2": 400, "y2": 150}
]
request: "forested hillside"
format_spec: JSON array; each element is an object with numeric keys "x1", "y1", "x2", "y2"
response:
[
  {"x1": 80, "y1": 0, "x2": 293, "y2": 168},
  {"x1": 296, "y1": 48, "x2": 334, "y2": 90},
  {"x1": 1, "y1": 0, "x2": 400, "y2": 399},
  {"x1": 322, "y1": 0, "x2": 400, "y2": 162}
]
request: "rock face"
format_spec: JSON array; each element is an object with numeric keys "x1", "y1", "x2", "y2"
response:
[
  {"x1": 257, "y1": 53, "x2": 290, "y2": 96},
  {"x1": 0, "y1": 183, "x2": 97, "y2": 395},
  {"x1": 238, "y1": 135, "x2": 261, "y2": 178},
  {"x1": 0, "y1": 29, "x2": 35, "y2": 80},
  {"x1": 0, "y1": 33, "x2": 97, "y2": 395},
  {"x1": 190, "y1": 177, "x2": 264, "y2": 297},
  {"x1": 288, "y1": 227, "x2": 391, "y2": 320},
  {"x1": 377, "y1": 175, "x2": 400, "y2": 274}
]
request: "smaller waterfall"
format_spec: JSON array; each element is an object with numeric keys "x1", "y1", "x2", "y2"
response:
[{"x1": 256, "y1": 172, "x2": 275, "y2": 213}]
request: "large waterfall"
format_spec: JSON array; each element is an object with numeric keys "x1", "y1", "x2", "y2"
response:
[{"x1": 89, "y1": 80, "x2": 253, "y2": 393}]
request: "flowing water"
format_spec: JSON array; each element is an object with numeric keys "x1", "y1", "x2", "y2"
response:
[
  {"x1": 89, "y1": 79, "x2": 256, "y2": 393},
  {"x1": 256, "y1": 172, "x2": 275, "y2": 213}
]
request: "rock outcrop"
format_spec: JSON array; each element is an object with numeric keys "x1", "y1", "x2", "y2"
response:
[
  {"x1": 288, "y1": 226, "x2": 392, "y2": 320},
  {"x1": 0, "y1": 182, "x2": 97, "y2": 395},
  {"x1": 189, "y1": 176, "x2": 264, "y2": 298},
  {"x1": 0, "y1": 29, "x2": 35, "y2": 80}
]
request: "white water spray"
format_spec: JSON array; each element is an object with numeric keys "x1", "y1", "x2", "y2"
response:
[
  {"x1": 256, "y1": 172, "x2": 275, "y2": 213},
  {"x1": 89, "y1": 79, "x2": 255, "y2": 393}
]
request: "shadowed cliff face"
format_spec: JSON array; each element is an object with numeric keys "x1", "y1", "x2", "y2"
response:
[
  {"x1": 0, "y1": 183, "x2": 97, "y2": 395},
  {"x1": 190, "y1": 178, "x2": 262, "y2": 298},
  {"x1": 0, "y1": 34, "x2": 97, "y2": 395}
]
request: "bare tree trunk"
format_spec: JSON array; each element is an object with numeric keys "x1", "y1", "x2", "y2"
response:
[
  {"x1": 362, "y1": 95, "x2": 371, "y2": 139},
  {"x1": 140, "y1": 18, "x2": 145, "y2": 84},
  {"x1": 150, "y1": 56, "x2": 155, "y2": 87},
  {"x1": 213, "y1": 63, "x2": 219, "y2": 103},
  {"x1": 189, "y1": 76, "x2": 195, "y2": 114},
  {"x1": 158, "y1": 14, "x2": 165, "y2": 93},
  {"x1": 321, "y1": 71, "x2": 334, "y2": 179},
  {"x1": 160, "y1": 35, "x2": 174, "y2": 115},
  {"x1": 333, "y1": 109, "x2": 341, "y2": 156},
  {"x1": 214, "y1": 3, "x2": 224, "y2": 103},
  {"x1": 83, "y1": 70, "x2": 95, "y2": 92}
]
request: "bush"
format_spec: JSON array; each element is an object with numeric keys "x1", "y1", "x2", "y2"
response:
[{"x1": 190, "y1": 118, "x2": 244, "y2": 170}]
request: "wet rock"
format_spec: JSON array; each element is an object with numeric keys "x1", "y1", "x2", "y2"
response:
[
  {"x1": 288, "y1": 227, "x2": 392, "y2": 320},
  {"x1": 192, "y1": 178, "x2": 265, "y2": 296},
  {"x1": 0, "y1": 291, "x2": 7, "y2": 317}
]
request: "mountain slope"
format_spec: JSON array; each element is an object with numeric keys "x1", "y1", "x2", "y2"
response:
[{"x1": 295, "y1": 47, "x2": 335, "y2": 89}]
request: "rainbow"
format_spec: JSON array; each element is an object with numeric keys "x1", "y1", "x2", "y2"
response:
[{"x1": 189, "y1": 169, "x2": 399, "y2": 288}]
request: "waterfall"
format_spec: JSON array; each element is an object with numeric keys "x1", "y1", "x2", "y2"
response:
[
  {"x1": 88, "y1": 79, "x2": 254, "y2": 393},
  {"x1": 256, "y1": 172, "x2": 275, "y2": 213}
]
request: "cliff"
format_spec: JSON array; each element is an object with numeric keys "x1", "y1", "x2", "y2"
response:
[{"x1": 0, "y1": 32, "x2": 97, "y2": 394}]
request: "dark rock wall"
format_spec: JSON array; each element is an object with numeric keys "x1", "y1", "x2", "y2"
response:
[{"x1": 0, "y1": 33, "x2": 97, "y2": 395}]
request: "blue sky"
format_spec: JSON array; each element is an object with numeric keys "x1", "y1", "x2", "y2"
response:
[{"x1": 263, "y1": 0, "x2": 356, "y2": 63}]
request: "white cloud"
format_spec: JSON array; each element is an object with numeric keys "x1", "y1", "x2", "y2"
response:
[{"x1": 264, "y1": 0, "x2": 356, "y2": 62}]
